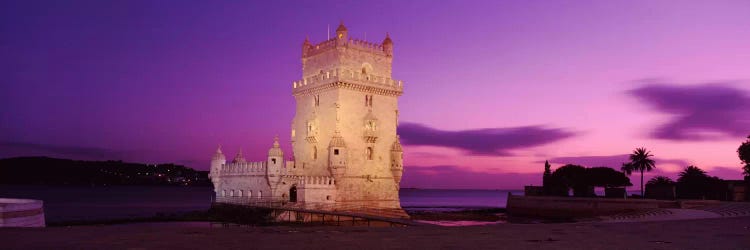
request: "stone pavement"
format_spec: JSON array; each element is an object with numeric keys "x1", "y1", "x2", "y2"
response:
[{"x1": 601, "y1": 202, "x2": 750, "y2": 223}]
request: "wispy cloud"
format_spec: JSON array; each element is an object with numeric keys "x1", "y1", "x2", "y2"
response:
[
  {"x1": 629, "y1": 80, "x2": 750, "y2": 141},
  {"x1": 398, "y1": 123, "x2": 576, "y2": 156}
]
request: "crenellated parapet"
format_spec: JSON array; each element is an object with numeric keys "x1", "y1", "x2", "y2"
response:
[
  {"x1": 301, "y1": 21, "x2": 391, "y2": 58},
  {"x1": 218, "y1": 161, "x2": 269, "y2": 176},
  {"x1": 303, "y1": 37, "x2": 389, "y2": 58}
]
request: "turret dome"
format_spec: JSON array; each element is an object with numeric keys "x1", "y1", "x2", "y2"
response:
[
  {"x1": 268, "y1": 136, "x2": 284, "y2": 157},
  {"x1": 336, "y1": 22, "x2": 347, "y2": 33},
  {"x1": 232, "y1": 149, "x2": 246, "y2": 163},
  {"x1": 335, "y1": 21, "x2": 348, "y2": 40},
  {"x1": 212, "y1": 145, "x2": 226, "y2": 161},
  {"x1": 382, "y1": 33, "x2": 393, "y2": 45}
]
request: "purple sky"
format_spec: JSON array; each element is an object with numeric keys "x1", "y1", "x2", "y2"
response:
[{"x1": 2, "y1": 0, "x2": 750, "y2": 189}]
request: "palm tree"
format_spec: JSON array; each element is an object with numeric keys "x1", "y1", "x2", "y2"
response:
[
  {"x1": 677, "y1": 165, "x2": 711, "y2": 199},
  {"x1": 621, "y1": 147, "x2": 656, "y2": 197},
  {"x1": 677, "y1": 165, "x2": 708, "y2": 182},
  {"x1": 647, "y1": 176, "x2": 675, "y2": 186}
]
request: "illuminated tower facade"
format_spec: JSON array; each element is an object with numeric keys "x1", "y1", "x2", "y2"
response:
[{"x1": 291, "y1": 22, "x2": 404, "y2": 208}]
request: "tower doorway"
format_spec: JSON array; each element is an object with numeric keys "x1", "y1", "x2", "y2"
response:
[{"x1": 289, "y1": 185, "x2": 298, "y2": 202}]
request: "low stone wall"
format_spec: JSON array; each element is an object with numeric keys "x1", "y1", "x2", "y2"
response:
[
  {"x1": 677, "y1": 200, "x2": 722, "y2": 209},
  {"x1": 0, "y1": 198, "x2": 45, "y2": 227},
  {"x1": 506, "y1": 194, "x2": 678, "y2": 218}
]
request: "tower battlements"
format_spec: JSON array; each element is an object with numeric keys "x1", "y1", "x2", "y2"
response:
[{"x1": 303, "y1": 37, "x2": 390, "y2": 58}]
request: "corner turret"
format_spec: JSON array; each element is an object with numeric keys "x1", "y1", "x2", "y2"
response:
[
  {"x1": 390, "y1": 136, "x2": 404, "y2": 186},
  {"x1": 382, "y1": 32, "x2": 393, "y2": 56},
  {"x1": 302, "y1": 36, "x2": 312, "y2": 56},
  {"x1": 267, "y1": 136, "x2": 284, "y2": 185},
  {"x1": 335, "y1": 21, "x2": 348, "y2": 40},
  {"x1": 209, "y1": 145, "x2": 226, "y2": 196}
]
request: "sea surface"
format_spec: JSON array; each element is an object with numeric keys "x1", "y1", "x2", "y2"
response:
[{"x1": 0, "y1": 185, "x2": 521, "y2": 223}]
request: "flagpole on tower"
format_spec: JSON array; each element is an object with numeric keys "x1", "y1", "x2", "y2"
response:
[{"x1": 327, "y1": 24, "x2": 330, "y2": 40}]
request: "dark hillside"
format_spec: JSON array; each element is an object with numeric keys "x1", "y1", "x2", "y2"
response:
[{"x1": 0, "y1": 157, "x2": 209, "y2": 186}]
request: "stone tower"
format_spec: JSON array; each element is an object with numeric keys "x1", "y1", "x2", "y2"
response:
[
  {"x1": 209, "y1": 146, "x2": 225, "y2": 186},
  {"x1": 291, "y1": 22, "x2": 404, "y2": 208}
]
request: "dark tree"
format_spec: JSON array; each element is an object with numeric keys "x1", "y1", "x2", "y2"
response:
[
  {"x1": 678, "y1": 165, "x2": 708, "y2": 182},
  {"x1": 621, "y1": 147, "x2": 656, "y2": 198},
  {"x1": 551, "y1": 165, "x2": 632, "y2": 197},
  {"x1": 676, "y1": 165, "x2": 726, "y2": 199},
  {"x1": 586, "y1": 167, "x2": 632, "y2": 188},
  {"x1": 738, "y1": 135, "x2": 750, "y2": 176},
  {"x1": 543, "y1": 160, "x2": 552, "y2": 187},
  {"x1": 647, "y1": 176, "x2": 675, "y2": 186},
  {"x1": 552, "y1": 164, "x2": 589, "y2": 197},
  {"x1": 542, "y1": 161, "x2": 568, "y2": 196}
]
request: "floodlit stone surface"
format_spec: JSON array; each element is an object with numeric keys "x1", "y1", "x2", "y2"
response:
[{"x1": 209, "y1": 23, "x2": 406, "y2": 216}]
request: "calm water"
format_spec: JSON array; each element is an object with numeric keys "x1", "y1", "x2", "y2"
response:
[
  {"x1": 0, "y1": 185, "x2": 521, "y2": 223},
  {"x1": 400, "y1": 188, "x2": 523, "y2": 209}
]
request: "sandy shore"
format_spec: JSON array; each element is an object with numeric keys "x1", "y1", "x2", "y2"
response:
[{"x1": 2, "y1": 217, "x2": 749, "y2": 249}]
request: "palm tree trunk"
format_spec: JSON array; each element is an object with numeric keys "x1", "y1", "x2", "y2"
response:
[{"x1": 640, "y1": 169, "x2": 644, "y2": 198}]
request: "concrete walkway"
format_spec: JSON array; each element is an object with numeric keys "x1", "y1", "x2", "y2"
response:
[{"x1": 601, "y1": 202, "x2": 750, "y2": 223}]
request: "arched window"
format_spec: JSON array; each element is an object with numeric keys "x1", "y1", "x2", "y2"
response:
[
  {"x1": 238, "y1": 190, "x2": 243, "y2": 197},
  {"x1": 248, "y1": 190, "x2": 252, "y2": 198},
  {"x1": 364, "y1": 95, "x2": 373, "y2": 107},
  {"x1": 222, "y1": 190, "x2": 226, "y2": 197},
  {"x1": 271, "y1": 158, "x2": 277, "y2": 164},
  {"x1": 313, "y1": 146, "x2": 318, "y2": 160},
  {"x1": 258, "y1": 191, "x2": 263, "y2": 199},
  {"x1": 230, "y1": 190, "x2": 235, "y2": 197},
  {"x1": 366, "y1": 147, "x2": 373, "y2": 160}
]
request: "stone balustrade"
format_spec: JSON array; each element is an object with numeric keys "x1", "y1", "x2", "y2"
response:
[{"x1": 292, "y1": 68, "x2": 403, "y2": 90}]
